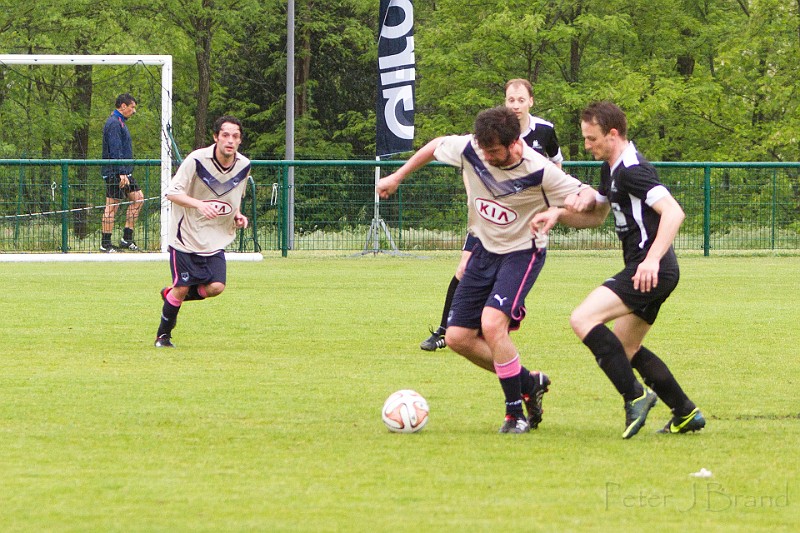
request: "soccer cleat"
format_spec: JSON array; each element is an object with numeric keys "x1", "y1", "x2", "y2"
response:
[
  {"x1": 523, "y1": 371, "x2": 551, "y2": 429},
  {"x1": 622, "y1": 388, "x2": 658, "y2": 439},
  {"x1": 119, "y1": 238, "x2": 139, "y2": 251},
  {"x1": 657, "y1": 407, "x2": 706, "y2": 434},
  {"x1": 499, "y1": 415, "x2": 530, "y2": 434},
  {"x1": 100, "y1": 243, "x2": 118, "y2": 253},
  {"x1": 420, "y1": 327, "x2": 447, "y2": 351},
  {"x1": 154, "y1": 334, "x2": 175, "y2": 348},
  {"x1": 160, "y1": 286, "x2": 171, "y2": 302}
]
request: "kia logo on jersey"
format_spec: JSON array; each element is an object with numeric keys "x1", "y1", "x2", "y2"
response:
[
  {"x1": 203, "y1": 200, "x2": 233, "y2": 215},
  {"x1": 475, "y1": 198, "x2": 517, "y2": 225}
]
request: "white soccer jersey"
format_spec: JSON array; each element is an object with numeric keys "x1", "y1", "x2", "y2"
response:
[
  {"x1": 434, "y1": 135, "x2": 588, "y2": 254},
  {"x1": 166, "y1": 144, "x2": 251, "y2": 254}
]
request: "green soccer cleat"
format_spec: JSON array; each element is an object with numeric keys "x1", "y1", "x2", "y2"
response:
[
  {"x1": 657, "y1": 407, "x2": 706, "y2": 434},
  {"x1": 622, "y1": 388, "x2": 658, "y2": 439}
]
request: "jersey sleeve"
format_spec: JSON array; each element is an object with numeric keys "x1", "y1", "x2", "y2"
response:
[
  {"x1": 541, "y1": 166, "x2": 588, "y2": 206},
  {"x1": 433, "y1": 135, "x2": 471, "y2": 168},
  {"x1": 543, "y1": 128, "x2": 563, "y2": 163},
  {"x1": 618, "y1": 164, "x2": 666, "y2": 205},
  {"x1": 166, "y1": 157, "x2": 196, "y2": 196}
]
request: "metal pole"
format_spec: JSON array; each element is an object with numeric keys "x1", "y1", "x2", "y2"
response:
[
  {"x1": 286, "y1": 0, "x2": 295, "y2": 249},
  {"x1": 703, "y1": 165, "x2": 711, "y2": 257}
]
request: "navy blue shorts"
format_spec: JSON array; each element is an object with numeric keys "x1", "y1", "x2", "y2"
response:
[
  {"x1": 602, "y1": 252, "x2": 679, "y2": 325},
  {"x1": 447, "y1": 242, "x2": 546, "y2": 331},
  {"x1": 168, "y1": 247, "x2": 227, "y2": 287},
  {"x1": 462, "y1": 233, "x2": 480, "y2": 252},
  {"x1": 103, "y1": 173, "x2": 141, "y2": 199}
]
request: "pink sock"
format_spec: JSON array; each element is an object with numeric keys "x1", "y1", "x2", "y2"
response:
[
  {"x1": 166, "y1": 292, "x2": 182, "y2": 307},
  {"x1": 494, "y1": 354, "x2": 521, "y2": 379}
]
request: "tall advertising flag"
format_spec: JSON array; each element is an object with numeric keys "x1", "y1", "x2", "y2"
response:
[{"x1": 376, "y1": 0, "x2": 415, "y2": 157}]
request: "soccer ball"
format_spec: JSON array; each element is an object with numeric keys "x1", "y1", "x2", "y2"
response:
[{"x1": 381, "y1": 389, "x2": 429, "y2": 433}]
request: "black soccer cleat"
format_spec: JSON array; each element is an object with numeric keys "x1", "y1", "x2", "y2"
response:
[
  {"x1": 657, "y1": 407, "x2": 706, "y2": 434},
  {"x1": 119, "y1": 238, "x2": 139, "y2": 251},
  {"x1": 100, "y1": 243, "x2": 118, "y2": 253},
  {"x1": 420, "y1": 327, "x2": 447, "y2": 351},
  {"x1": 622, "y1": 388, "x2": 658, "y2": 439},
  {"x1": 499, "y1": 415, "x2": 530, "y2": 434},
  {"x1": 154, "y1": 334, "x2": 175, "y2": 348},
  {"x1": 160, "y1": 287, "x2": 171, "y2": 302},
  {"x1": 523, "y1": 371, "x2": 551, "y2": 429}
]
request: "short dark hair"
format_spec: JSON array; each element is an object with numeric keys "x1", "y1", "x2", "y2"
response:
[
  {"x1": 474, "y1": 106, "x2": 520, "y2": 148},
  {"x1": 115, "y1": 93, "x2": 137, "y2": 108},
  {"x1": 213, "y1": 115, "x2": 242, "y2": 135},
  {"x1": 504, "y1": 78, "x2": 533, "y2": 98},
  {"x1": 581, "y1": 101, "x2": 628, "y2": 138}
]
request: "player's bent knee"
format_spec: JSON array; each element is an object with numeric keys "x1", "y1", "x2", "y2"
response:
[
  {"x1": 205, "y1": 282, "x2": 226, "y2": 297},
  {"x1": 569, "y1": 310, "x2": 591, "y2": 338}
]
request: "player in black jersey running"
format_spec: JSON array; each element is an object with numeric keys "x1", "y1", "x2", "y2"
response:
[{"x1": 532, "y1": 101, "x2": 705, "y2": 439}]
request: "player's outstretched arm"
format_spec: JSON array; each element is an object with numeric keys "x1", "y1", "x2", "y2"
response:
[
  {"x1": 531, "y1": 198, "x2": 610, "y2": 238},
  {"x1": 376, "y1": 137, "x2": 442, "y2": 199}
]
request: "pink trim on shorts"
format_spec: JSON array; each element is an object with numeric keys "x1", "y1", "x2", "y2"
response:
[{"x1": 510, "y1": 249, "x2": 538, "y2": 322}]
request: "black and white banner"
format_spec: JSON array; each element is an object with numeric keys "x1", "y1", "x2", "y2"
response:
[{"x1": 376, "y1": 0, "x2": 415, "y2": 157}]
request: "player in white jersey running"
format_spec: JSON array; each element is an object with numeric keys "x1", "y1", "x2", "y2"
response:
[{"x1": 154, "y1": 116, "x2": 251, "y2": 348}]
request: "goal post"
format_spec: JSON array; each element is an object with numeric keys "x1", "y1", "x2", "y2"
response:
[{"x1": 0, "y1": 54, "x2": 174, "y2": 251}]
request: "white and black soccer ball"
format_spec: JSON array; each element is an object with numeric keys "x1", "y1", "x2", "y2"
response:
[{"x1": 381, "y1": 389, "x2": 429, "y2": 433}]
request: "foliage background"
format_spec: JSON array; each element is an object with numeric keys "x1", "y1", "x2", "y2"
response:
[{"x1": 1, "y1": 0, "x2": 799, "y2": 163}]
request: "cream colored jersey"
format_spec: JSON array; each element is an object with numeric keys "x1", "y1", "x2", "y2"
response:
[
  {"x1": 166, "y1": 144, "x2": 251, "y2": 255},
  {"x1": 434, "y1": 135, "x2": 588, "y2": 254}
]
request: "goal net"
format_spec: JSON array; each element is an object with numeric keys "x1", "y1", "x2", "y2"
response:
[{"x1": 0, "y1": 54, "x2": 174, "y2": 254}]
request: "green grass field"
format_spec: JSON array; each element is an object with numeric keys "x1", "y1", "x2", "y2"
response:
[{"x1": 0, "y1": 253, "x2": 797, "y2": 532}]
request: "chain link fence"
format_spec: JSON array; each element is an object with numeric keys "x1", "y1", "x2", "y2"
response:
[{"x1": 1, "y1": 159, "x2": 798, "y2": 255}]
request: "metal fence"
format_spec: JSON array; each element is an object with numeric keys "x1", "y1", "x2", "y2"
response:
[{"x1": 1, "y1": 159, "x2": 798, "y2": 255}]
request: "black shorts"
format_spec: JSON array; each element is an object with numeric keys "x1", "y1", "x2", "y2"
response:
[
  {"x1": 103, "y1": 173, "x2": 141, "y2": 199},
  {"x1": 448, "y1": 242, "x2": 546, "y2": 331},
  {"x1": 168, "y1": 247, "x2": 227, "y2": 287},
  {"x1": 602, "y1": 252, "x2": 679, "y2": 325}
]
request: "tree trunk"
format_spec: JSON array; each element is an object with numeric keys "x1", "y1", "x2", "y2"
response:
[{"x1": 194, "y1": 31, "x2": 213, "y2": 149}]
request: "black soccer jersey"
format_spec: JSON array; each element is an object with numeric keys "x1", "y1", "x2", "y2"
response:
[
  {"x1": 520, "y1": 115, "x2": 563, "y2": 165},
  {"x1": 597, "y1": 143, "x2": 673, "y2": 264}
]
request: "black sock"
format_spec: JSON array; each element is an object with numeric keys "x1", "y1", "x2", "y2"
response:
[
  {"x1": 519, "y1": 365, "x2": 534, "y2": 397},
  {"x1": 101, "y1": 232, "x2": 112, "y2": 246},
  {"x1": 439, "y1": 276, "x2": 459, "y2": 330},
  {"x1": 499, "y1": 374, "x2": 525, "y2": 419},
  {"x1": 583, "y1": 324, "x2": 643, "y2": 402},
  {"x1": 631, "y1": 346, "x2": 695, "y2": 417},
  {"x1": 123, "y1": 227, "x2": 133, "y2": 241},
  {"x1": 183, "y1": 285, "x2": 206, "y2": 301},
  {"x1": 157, "y1": 300, "x2": 181, "y2": 337}
]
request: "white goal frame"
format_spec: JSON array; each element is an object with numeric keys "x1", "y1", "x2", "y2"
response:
[{"x1": 0, "y1": 54, "x2": 174, "y2": 252}]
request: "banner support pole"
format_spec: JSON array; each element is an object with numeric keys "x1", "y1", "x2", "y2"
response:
[{"x1": 362, "y1": 157, "x2": 400, "y2": 255}]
